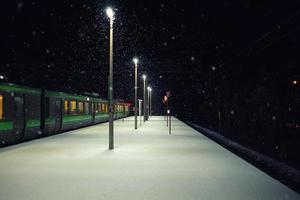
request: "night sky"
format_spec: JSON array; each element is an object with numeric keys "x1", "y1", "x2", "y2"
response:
[
  {"x1": 1, "y1": 1, "x2": 300, "y2": 166},
  {"x1": 2, "y1": 1, "x2": 299, "y2": 98}
]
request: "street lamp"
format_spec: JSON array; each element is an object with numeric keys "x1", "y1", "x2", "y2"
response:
[
  {"x1": 138, "y1": 99, "x2": 143, "y2": 126},
  {"x1": 147, "y1": 86, "x2": 152, "y2": 117},
  {"x1": 142, "y1": 74, "x2": 147, "y2": 122},
  {"x1": 149, "y1": 87, "x2": 152, "y2": 116},
  {"x1": 292, "y1": 80, "x2": 298, "y2": 85},
  {"x1": 106, "y1": 7, "x2": 114, "y2": 19},
  {"x1": 133, "y1": 57, "x2": 139, "y2": 130},
  {"x1": 106, "y1": 7, "x2": 115, "y2": 150}
]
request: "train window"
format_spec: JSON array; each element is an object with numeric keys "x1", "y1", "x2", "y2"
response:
[
  {"x1": 84, "y1": 102, "x2": 90, "y2": 115},
  {"x1": 64, "y1": 100, "x2": 69, "y2": 114},
  {"x1": 0, "y1": 95, "x2": 3, "y2": 120},
  {"x1": 78, "y1": 102, "x2": 84, "y2": 114},
  {"x1": 70, "y1": 101, "x2": 76, "y2": 114},
  {"x1": 98, "y1": 103, "x2": 102, "y2": 112}
]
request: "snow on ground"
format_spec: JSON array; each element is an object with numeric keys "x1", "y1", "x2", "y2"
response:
[
  {"x1": 187, "y1": 121, "x2": 300, "y2": 189},
  {"x1": 0, "y1": 116, "x2": 299, "y2": 200}
]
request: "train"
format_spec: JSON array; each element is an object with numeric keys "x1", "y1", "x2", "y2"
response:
[{"x1": 0, "y1": 83, "x2": 133, "y2": 147}]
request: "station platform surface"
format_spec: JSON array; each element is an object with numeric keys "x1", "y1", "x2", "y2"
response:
[{"x1": 0, "y1": 116, "x2": 299, "y2": 200}]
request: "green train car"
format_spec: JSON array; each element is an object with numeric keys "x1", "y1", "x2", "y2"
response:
[{"x1": 0, "y1": 83, "x2": 132, "y2": 147}]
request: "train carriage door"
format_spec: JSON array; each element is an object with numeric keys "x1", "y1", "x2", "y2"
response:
[
  {"x1": 92, "y1": 103, "x2": 96, "y2": 124},
  {"x1": 13, "y1": 95, "x2": 25, "y2": 141},
  {"x1": 54, "y1": 99, "x2": 62, "y2": 132}
]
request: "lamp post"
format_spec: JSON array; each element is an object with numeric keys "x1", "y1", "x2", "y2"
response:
[
  {"x1": 133, "y1": 57, "x2": 138, "y2": 130},
  {"x1": 138, "y1": 99, "x2": 142, "y2": 126},
  {"x1": 142, "y1": 74, "x2": 147, "y2": 122},
  {"x1": 106, "y1": 7, "x2": 115, "y2": 150},
  {"x1": 147, "y1": 86, "x2": 151, "y2": 118},
  {"x1": 149, "y1": 87, "x2": 152, "y2": 116}
]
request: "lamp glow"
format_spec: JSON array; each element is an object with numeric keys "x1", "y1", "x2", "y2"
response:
[
  {"x1": 133, "y1": 57, "x2": 138, "y2": 65},
  {"x1": 106, "y1": 7, "x2": 114, "y2": 19},
  {"x1": 142, "y1": 74, "x2": 146, "y2": 80},
  {"x1": 293, "y1": 80, "x2": 298, "y2": 85}
]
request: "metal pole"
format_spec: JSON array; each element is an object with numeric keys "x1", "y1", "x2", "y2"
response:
[
  {"x1": 134, "y1": 62, "x2": 138, "y2": 130},
  {"x1": 143, "y1": 77, "x2": 146, "y2": 122},
  {"x1": 123, "y1": 105, "x2": 124, "y2": 122},
  {"x1": 166, "y1": 100, "x2": 168, "y2": 127},
  {"x1": 138, "y1": 99, "x2": 142, "y2": 126},
  {"x1": 147, "y1": 89, "x2": 150, "y2": 119},
  {"x1": 168, "y1": 97, "x2": 171, "y2": 134},
  {"x1": 147, "y1": 89, "x2": 149, "y2": 120},
  {"x1": 149, "y1": 89, "x2": 152, "y2": 116},
  {"x1": 164, "y1": 101, "x2": 166, "y2": 121},
  {"x1": 169, "y1": 112, "x2": 171, "y2": 135},
  {"x1": 108, "y1": 17, "x2": 114, "y2": 150}
]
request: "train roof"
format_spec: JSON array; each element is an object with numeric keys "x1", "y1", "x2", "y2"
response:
[
  {"x1": 46, "y1": 90, "x2": 107, "y2": 103},
  {"x1": 0, "y1": 82, "x2": 131, "y2": 105},
  {"x1": 0, "y1": 82, "x2": 41, "y2": 95}
]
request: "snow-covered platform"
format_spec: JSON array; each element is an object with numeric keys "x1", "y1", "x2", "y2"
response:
[{"x1": 0, "y1": 116, "x2": 299, "y2": 200}]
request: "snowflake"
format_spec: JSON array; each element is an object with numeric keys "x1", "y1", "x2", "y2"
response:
[{"x1": 17, "y1": 1, "x2": 23, "y2": 10}]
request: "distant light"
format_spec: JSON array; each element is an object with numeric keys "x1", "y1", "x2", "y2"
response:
[
  {"x1": 142, "y1": 74, "x2": 146, "y2": 80},
  {"x1": 0, "y1": 75, "x2": 4, "y2": 80},
  {"x1": 133, "y1": 57, "x2": 138, "y2": 65},
  {"x1": 147, "y1": 86, "x2": 151, "y2": 91},
  {"x1": 87, "y1": 97, "x2": 90, "y2": 101},
  {"x1": 106, "y1": 7, "x2": 114, "y2": 19},
  {"x1": 292, "y1": 80, "x2": 298, "y2": 85},
  {"x1": 211, "y1": 66, "x2": 216, "y2": 71}
]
